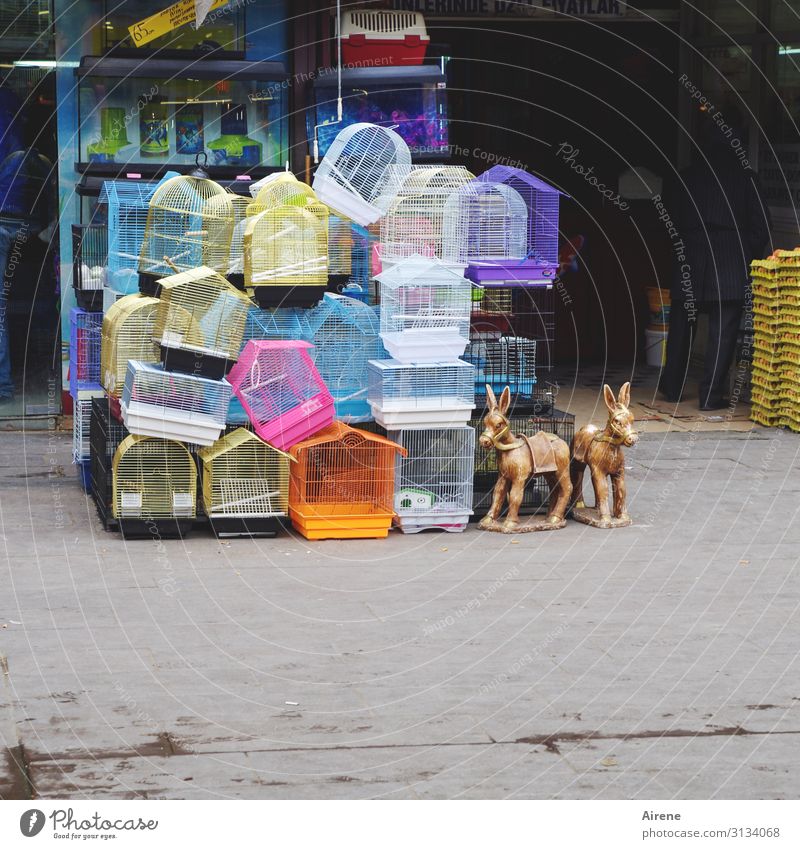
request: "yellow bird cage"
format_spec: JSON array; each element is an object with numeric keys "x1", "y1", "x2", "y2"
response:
[
  {"x1": 153, "y1": 266, "x2": 253, "y2": 378},
  {"x1": 101, "y1": 294, "x2": 161, "y2": 397},
  {"x1": 246, "y1": 173, "x2": 321, "y2": 216},
  {"x1": 112, "y1": 434, "x2": 197, "y2": 538},
  {"x1": 138, "y1": 174, "x2": 235, "y2": 292},
  {"x1": 198, "y1": 427, "x2": 291, "y2": 537},
  {"x1": 244, "y1": 204, "x2": 329, "y2": 308}
]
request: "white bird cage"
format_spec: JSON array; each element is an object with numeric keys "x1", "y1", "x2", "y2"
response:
[
  {"x1": 121, "y1": 360, "x2": 232, "y2": 446},
  {"x1": 73, "y1": 389, "x2": 105, "y2": 463},
  {"x1": 153, "y1": 266, "x2": 252, "y2": 377},
  {"x1": 304, "y1": 293, "x2": 384, "y2": 422},
  {"x1": 312, "y1": 123, "x2": 411, "y2": 226},
  {"x1": 101, "y1": 294, "x2": 161, "y2": 397},
  {"x1": 441, "y1": 181, "x2": 528, "y2": 269},
  {"x1": 198, "y1": 427, "x2": 291, "y2": 537},
  {"x1": 380, "y1": 166, "x2": 475, "y2": 269},
  {"x1": 367, "y1": 359, "x2": 475, "y2": 428},
  {"x1": 226, "y1": 192, "x2": 252, "y2": 288},
  {"x1": 388, "y1": 427, "x2": 475, "y2": 533},
  {"x1": 376, "y1": 255, "x2": 473, "y2": 362},
  {"x1": 138, "y1": 174, "x2": 235, "y2": 286},
  {"x1": 328, "y1": 215, "x2": 354, "y2": 284},
  {"x1": 112, "y1": 435, "x2": 197, "y2": 538}
]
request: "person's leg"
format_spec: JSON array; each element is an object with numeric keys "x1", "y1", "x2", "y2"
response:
[
  {"x1": 699, "y1": 300, "x2": 743, "y2": 407},
  {"x1": 0, "y1": 224, "x2": 18, "y2": 399},
  {"x1": 660, "y1": 295, "x2": 695, "y2": 401}
]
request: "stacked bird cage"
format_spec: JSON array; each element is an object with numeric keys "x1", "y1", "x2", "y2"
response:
[
  {"x1": 71, "y1": 224, "x2": 107, "y2": 311},
  {"x1": 470, "y1": 409, "x2": 575, "y2": 517},
  {"x1": 112, "y1": 435, "x2": 197, "y2": 538},
  {"x1": 328, "y1": 214, "x2": 354, "y2": 292},
  {"x1": 368, "y1": 359, "x2": 475, "y2": 428},
  {"x1": 750, "y1": 250, "x2": 800, "y2": 430},
  {"x1": 463, "y1": 337, "x2": 538, "y2": 409},
  {"x1": 304, "y1": 293, "x2": 383, "y2": 422},
  {"x1": 377, "y1": 255, "x2": 472, "y2": 362},
  {"x1": 121, "y1": 360, "x2": 232, "y2": 446},
  {"x1": 388, "y1": 427, "x2": 474, "y2": 533},
  {"x1": 288, "y1": 422, "x2": 405, "y2": 539},
  {"x1": 69, "y1": 308, "x2": 103, "y2": 396},
  {"x1": 312, "y1": 123, "x2": 411, "y2": 226},
  {"x1": 477, "y1": 166, "x2": 562, "y2": 282},
  {"x1": 244, "y1": 203, "x2": 329, "y2": 308},
  {"x1": 153, "y1": 266, "x2": 251, "y2": 378},
  {"x1": 90, "y1": 396, "x2": 130, "y2": 529},
  {"x1": 198, "y1": 427, "x2": 290, "y2": 537},
  {"x1": 379, "y1": 165, "x2": 475, "y2": 271},
  {"x1": 100, "y1": 178, "x2": 160, "y2": 295},
  {"x1": 227, "y1": 340, "x2": 334, "y2": 450},
  {"x1": 101, "y1": 295, "x2": 161, "y2": 397},
  {"x1": 138, "y1": 174, "x2": 235, "y2": 294},
  {"x1": 442, "y1": 181, "x2": 529, "y2": 284},
  {"x1": 225, "y1": 192, "x2": 253, "y2": 291},
  {"x1": 72, "y1": 388, "x2": 105, "y2": 492}
]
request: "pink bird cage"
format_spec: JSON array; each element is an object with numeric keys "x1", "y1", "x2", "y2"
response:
[{"x1": 227, "y1": 340, "x2": 334, "y2": 451}]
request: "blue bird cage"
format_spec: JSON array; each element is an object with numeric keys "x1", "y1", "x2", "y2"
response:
[
  {"x1": 304, "y1": 293, "x2": 384, "y2": 422},
  {"x1": 69, "y1": 307, "x2": 103, "y2": 397},
  {"x1": 463, "y1": 336, "x2": 537, "y2": 406}
]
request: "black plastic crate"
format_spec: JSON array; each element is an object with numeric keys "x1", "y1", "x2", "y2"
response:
[{"x1": 470, "y1": 409, "x2": 575, "y2": 519}]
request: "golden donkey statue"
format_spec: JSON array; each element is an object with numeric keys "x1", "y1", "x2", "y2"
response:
[{"x1": 478, "y1": 386, "x2": 572, "y2": 533}]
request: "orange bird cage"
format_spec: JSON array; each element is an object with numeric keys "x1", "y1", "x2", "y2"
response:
[{"x1": 288, "y1": 422, "x2": 406, "y2": 540}]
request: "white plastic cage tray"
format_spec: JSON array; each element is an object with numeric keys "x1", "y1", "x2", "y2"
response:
[
  {"x1": 380, "y1": 327, "x2": 469, "y2": 363},
  {"x1": 393, "y1": 512, "x2": 471, "y2": 534}
]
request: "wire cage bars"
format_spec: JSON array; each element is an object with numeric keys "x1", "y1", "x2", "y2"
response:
[
  {"x1": 71, "y1": 224, "x2": 107, "y2": 311},
  {"x1": 138, "y1": 174, "x2": 235, "y2": 285},
  {"x1": 388, "y1": 427, "x2": 474, "y2": 533},
  {"x1": 225, "y1": 192, "x2": 253, "y2": 289},
  {"x1": 112, "y1": 434, "x2": 197, "y2": 538},
  {"x1": 153, "y1": 266, "x2": 252, "y2": 378},
  {"x1": 304, "y1": 293, "x2": 383, "y2": 422},
  {"x1": 90, "y1": 396, "x2": 130, "y2": 529},
  {"x1": 198, "y1": 427, "x2": 290, "y2": 537},
  {"x1": 441, "y1": 181, "x2": 528, "y2": 273},
  {"x1": 73, "y1": 389, "x2": 105, "y2": 492},
  {"x1": 246, "y1": 173, "x2": 323, "y2": 216},
  {"x1": 100, "y1": 179, "x2": 159, "y2": 293},
  {"x1": 227, "y1": 340, "x2": 334, "y2": 451},
  {"x1": 470, "y1": 409, "x2": 575, "y2": 518},
  {"x1": 121, "y1": 360, "x2": 232, "y2": 446},
  {"x1": 244, "y1": 204, "x2": 329, "y2": 308},
  {"x1": 379, "y1": 165, "x2": 475, "y2": 269},
  {"x1": 463, "y1": 337, "x2": 538, "y2": 407},
  {"x1": 69, "y1": 307, "x2": 103, "y2": 396},
  {"x1": 477, "y1": 165, "x2": 561, "y2": 280},
  {"x1": 312, "y1": 123, "x2": 411, "y2": 226},
  {"x1": 367, "y1": 359, "x2": 475, "y2": 428},
  {"x1": 288, "y1": 422, "x2": 405, "y2": 539},
  {"x1": 101, "y1": 295, "x2": 161, "y2": 397},
  {"x1": 376, "y1": 255, "x2": 473, "y2": 362}
]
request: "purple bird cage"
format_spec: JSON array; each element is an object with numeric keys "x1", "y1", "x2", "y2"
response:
[
  {"x1": 470, "y1": 167, "x2": 563, "y2": 285},
  {"x1": 69, "y1": 307, "x2": 103, "y2": 397}
]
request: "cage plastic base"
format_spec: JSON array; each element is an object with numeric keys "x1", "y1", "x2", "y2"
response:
[
  {"x1": 380, "y1": 330, "x2": 468, "y2": 363},
  {"x1": 289, "y1": 505, "x2": 393, "y2": 540},
  {"x1": 159, "y1": 346, "x2": 232, "y2": 380},
  {"x1": 138, "y1": 273, "x2": 162, "y2": 297},
  {"x1": 73, "y1": 286, "x2": 103, "y2": 312},
  {"x1": 371, "y1": 403, "x2": 474, "y2": 429},
  {"x1": 312, "y1": 178, "x2": 382, "y2": 227},
  {"x1": 251, "y1": 284, "x2": 327, "y2": 309},
  {"x1": 121, "y1": 401, "x2": 225, "y2": 447},
  {"x1": 226, "y1": 273, "x2": 246, "y2": 291},
  {"x1": 207, "y1": 515, "x2": 284, "y2": 538},
  {"x1": 116, "y1": 518, "x2": 195, "y2": 539},
  {"x1": 76, "y1": 460, "x2": 91, "y2": 492},
  {"x1": 393, "y1": 512, "x2": 471, "y2": 534}
]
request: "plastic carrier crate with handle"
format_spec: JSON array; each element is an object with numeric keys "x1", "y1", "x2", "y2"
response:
[
  {"x1": 388, "y1": 427, "x2": 474, "y2": 533},
  {"x1": 71, "y1": 224, "x2": 107, "y2": 311},
  {"x1": 121, "y1": 360, "x2": 232, "y2": 446},
  {"x1": 312, "y1": 123, "x2": 411, "y2": 226},
  {"x1": 112, "y1": 434, "x2": 197, "y2": 539},
  {"x1": 368, "y1": 359, "x2": 475, "y2": 428},
  {"x1": 288, "y1": 422, "x2": 405, "y2": 539},
  {"x1": 69, "y1": 307, "x2": 103, "y2": 397},
  {"x1": 198, "y1": 427, "x2": 290, "y2": 538},
  {"x1": 377, "y1": 254, "x2": 473, "y2": 363},
  {"x1": 227, "y1": 340, "x2": 334, "y2": 451},
  {"x1": 341, "y1": 9, "x2": 429, "y2": 67},
  {"x1": 470, "y1": 409, "x2": 575, "y2": 518}
]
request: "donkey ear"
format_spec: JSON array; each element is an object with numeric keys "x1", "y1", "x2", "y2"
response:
[
  {"x1": 499, "y1": 386, "x2": 512, "y2": 415},
  {"x1": 603, "y1": 384, "x2": 616, "y2": 412},
  {"x1": 485, "y1": 384, "x2": 498, "y2": 410},
  {"x1": 618, "y1": 382, "x2": 631, "y2": 407}
]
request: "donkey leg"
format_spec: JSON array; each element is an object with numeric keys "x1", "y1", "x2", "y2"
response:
[
  {"x1": 502, "y1": 477, "x2": 527, "y2": 532},
  {"x1": 570, "y1": 461, "x2": 587, "y2": 509},
  {"x1": 548, "y1": 466, "x2": 573, "y2": 523},
  {"x1": 479, "y1": 475, "x2": 509, "y2": 529},
  {"x1": 590, "y1": 467, "x2": 612, "y2": 527},
  {"x1": 612, "y1": 471, "x2": 629, "y2": 521}
]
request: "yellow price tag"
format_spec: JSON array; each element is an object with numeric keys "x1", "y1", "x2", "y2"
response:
[{"x1": 128, "y1": 0, "x2": 230, "y2": 47}]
